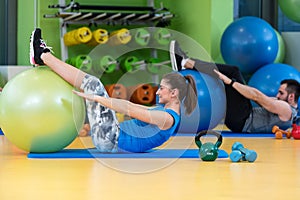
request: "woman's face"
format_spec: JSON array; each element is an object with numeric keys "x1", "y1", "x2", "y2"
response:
[{"x1": 156, "y1": 79, "x2": 173, "y2": 104}]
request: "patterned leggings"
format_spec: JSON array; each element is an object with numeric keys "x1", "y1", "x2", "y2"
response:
[{"x1": 80, "y1": 74, "x2": 119, "y2": 152}]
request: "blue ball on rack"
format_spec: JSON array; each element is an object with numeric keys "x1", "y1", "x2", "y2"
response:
[
  {"x1": 221, "y1": 16, "x2": 278, "y2": 75},
  {"x1": 248, "y1": 63, "x2": 300, "y2": 97}
]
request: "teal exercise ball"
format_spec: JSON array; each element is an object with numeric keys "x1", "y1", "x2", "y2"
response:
[
  {"x1": 0, "y1": 67, "x2": 86, "y2": 153},
  {"x1": 279, "y1": 0, "x2": 300, "y2": 23}
]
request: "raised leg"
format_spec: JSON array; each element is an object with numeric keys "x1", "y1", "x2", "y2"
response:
[{"x1": 30, "y1": 28, "x2": 119, "y2": 152}]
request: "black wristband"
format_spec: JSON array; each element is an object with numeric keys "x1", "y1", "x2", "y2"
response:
[{"x1": 229, "y1": 78, "x2": 236, "y2": 87}]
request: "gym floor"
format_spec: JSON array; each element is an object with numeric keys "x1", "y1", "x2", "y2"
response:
[{"x1": 0, "y1": 134, "x2": 300, "y2": 200}]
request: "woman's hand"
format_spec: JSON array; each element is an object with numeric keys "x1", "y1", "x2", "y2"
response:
[
  {"x1": 213, "y1": 69, "x2": 232, "y2": 85},
  {"x1": 72, "y1": 90, "x2": 95, "y2": 101}
]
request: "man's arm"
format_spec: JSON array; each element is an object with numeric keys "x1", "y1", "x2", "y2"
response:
[{"x1": 214, "y1": 70, "x2": 292, "y2": 121}]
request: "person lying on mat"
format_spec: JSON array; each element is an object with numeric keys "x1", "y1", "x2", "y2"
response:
[
  {"x1": 170, "y1": 40, "x2": 300, "y2": 133},
  {"x1": 30, "y1": 28, "x2": 197, "y2": 153}
]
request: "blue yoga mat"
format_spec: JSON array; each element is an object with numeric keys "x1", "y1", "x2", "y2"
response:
[
  {"x1": 175, "y1": 132, "x2": 274, "y2": 137},
  {"x1": 27, "y1": 148, "x2": 228, "y2": 159},
  {"x1": 0, "y1": 129, "x2": 3, "y2": 135}
]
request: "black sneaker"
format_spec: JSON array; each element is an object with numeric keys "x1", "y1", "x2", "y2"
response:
[
  {"x1": 169, "y1": 40, "x2": 188, "y2": 71},
  {"x1": 30, "y1": 28, "x2": 51, "y2": 65}
]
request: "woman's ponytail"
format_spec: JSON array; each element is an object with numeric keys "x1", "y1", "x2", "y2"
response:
[{"x1": 183, "y1": 75, "x2": 197, "y2": 115}]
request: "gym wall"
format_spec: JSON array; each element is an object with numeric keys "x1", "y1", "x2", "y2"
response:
[{"x1": 17, "y1": 0, "x2": 233, "y2": 65}]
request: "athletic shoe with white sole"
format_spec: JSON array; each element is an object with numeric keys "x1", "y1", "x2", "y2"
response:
[
  {"x1": 29, "y1": 28, "x2": 51, "y2": 65},
  {"x1": 169, "y1": 40, "x2": 188, "y2": 71}
]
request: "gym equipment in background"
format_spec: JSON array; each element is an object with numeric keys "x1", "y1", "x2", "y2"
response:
[
  {"x1": 66, "y1": 54, "x2": 92, "y2": 72},
  {"x1": 87, "y1": 28, "x2": 109, "y2": 46},
  {"x1": 120, "y1": 56, "x2": 145, "y2": 73},
  {"x1": 248, "y1": 63, "x2": 300, "y2": 109},
  {"x1": 154, "y1": 28, "x2": 172, "y2": 45},
  {"x1": 95, "y1": 55, "x2": 118, "y2": 74},
  {"x1": 63, "y1": 27, "x2": 92, "y2": 46},
  {"x1": 278, "y1": 0, "x2": 300, "y2": 23},
  {"x1": 105, "y1": 84, "x2": 127, "y2": 100},
  {"x1": 146, "y1": 58, "x2": 171, "y2": 74},
  {"x1": 274, "y1": 30, "x2": 286, "y2": 63},
  {"x1": 127, "y1": 84, "x2": 155, "y2": 105},
  {"x1": 272, "y1": 125, "x2": 292, "y2": 139},
  {"x1": 292, "y1": 123, "x2": 300, "y2": 139},
  {"x1": 221, "y1": 16, "x2": 278, "y2": 75},
  {"x1": 108, "y1": 28, "x2": 132, "y2": 46},
  {"x1": 134, "y1": 28, "x2": 151, "y2": 46}
]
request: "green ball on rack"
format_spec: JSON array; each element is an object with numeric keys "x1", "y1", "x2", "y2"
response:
[
  {"x1": 154, "y1": 28, "x2": 172, "y2": 45},
  {"x1": 66, "y1": 55, "x2": 92, "y2": 72},
  {"x1": 134, "y1": 28, "x2": 151, "y2": 46},
  {"x1": 98, "y1": 55, "x2": 118, "y2": 74},
  {"x1": 147, "y1": 58, "x2": 161, "y2": 74},
  {"x1": 120, "y1": 56, "x2": 140, "y2": 73}
]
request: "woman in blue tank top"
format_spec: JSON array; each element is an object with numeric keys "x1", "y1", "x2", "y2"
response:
[
  {"x1": 74, "y1": 73, "x2": 197, "y2": 152},
  {"x1": 29, "y1": 27, "x2": 198, "y2": 153}
]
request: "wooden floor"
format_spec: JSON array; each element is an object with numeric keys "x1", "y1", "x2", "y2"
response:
[{"x1": 1, "y1": 134, "x2": 300, "y2": 200}]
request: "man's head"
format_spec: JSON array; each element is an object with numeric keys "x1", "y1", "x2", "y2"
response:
[{"x1": 276, "y1": 79, "x2": 300, "y2": 106}]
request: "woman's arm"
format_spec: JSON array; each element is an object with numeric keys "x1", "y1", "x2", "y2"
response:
[
  {"x1": 73, "y1": 90, "x2": 174, "y2": 130},
  {"x1": 214, "y1": 70, "x2": 292, "y2": 121}
]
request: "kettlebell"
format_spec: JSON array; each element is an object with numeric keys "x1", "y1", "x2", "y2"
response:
[{"x1": 195, "y1": 130, "x2": 223, "y2": 161}]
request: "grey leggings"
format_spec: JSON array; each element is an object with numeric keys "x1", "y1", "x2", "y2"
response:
[{"x1": 80, "y1": 74, "x2": 119, "y2": 152}]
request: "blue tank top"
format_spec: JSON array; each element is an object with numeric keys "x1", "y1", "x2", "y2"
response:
[
  {"x1": 118, "y1": 106, "x2": 180, "y2": 152},
  {"x1": 242, "y1": 106, "x2": 298, "y2": 133}
]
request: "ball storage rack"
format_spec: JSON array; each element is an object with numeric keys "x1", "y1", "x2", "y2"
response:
[{"x1": 43, "y1": 0, "x2": 174, "y2": 62}]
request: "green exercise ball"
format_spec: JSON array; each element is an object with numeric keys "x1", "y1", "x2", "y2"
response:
[
  {"x1": 279, "y1": 0, "x2": 300, "y2": 23},
  {"x1": 0, "y1": 74, "x2": 6, "y2": 88},
  {"x1": 0, "y1": 67, "x2": 85, "y2": 153},
  {"x1": 274, "y1": 30, "x2": 286, "y2": 63}
]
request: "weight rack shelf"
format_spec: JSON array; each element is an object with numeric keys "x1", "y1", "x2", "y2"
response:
[
  {"x1": 44, "y1": 1, "x2": 174, "y2": 26},
  {"x1": 44, "y1": 11, "x2": 174, "y2": 26},
  {"x1": 43, "y1": 0, "x2": 173, "y2": 71}
]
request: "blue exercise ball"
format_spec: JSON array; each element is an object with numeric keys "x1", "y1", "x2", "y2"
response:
[
  {"x1": 221, "y1": 16, "x2": 278, "y2": 75},
  {"x1": 248, "y1": 63, "x2": 300, "y2": 97},
  {"x1": 177, "y1": 69, "x2": 226, "y2": 133}
]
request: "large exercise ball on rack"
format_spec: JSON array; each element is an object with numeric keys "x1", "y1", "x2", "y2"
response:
[
  {"x1": 221, "y1": 16, "x2": 278, "y2": 75},
  {"x1": 279, "y1": 0, "x2": 300, "y2": 23},
  {"x1": 248, "y1": 63, "x2": 300, "y2": 97},
  {"x1": 0, "y1": 67, "x2": 86, "y2": 153},
  {"x1": 176, "y1": 69, "x2": 226, "y2": 133}
]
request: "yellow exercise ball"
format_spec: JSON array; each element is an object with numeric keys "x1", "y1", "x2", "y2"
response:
[{"x1": 0, "y1": 67, "x2": 86, "y2": 153}]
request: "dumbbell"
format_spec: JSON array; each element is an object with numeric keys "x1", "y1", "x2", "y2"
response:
[
  {"x1": 272, "y1": 125, "x2": 291, "y2": 139},
  {"x1": 230, "y1": 142, "x2": 257, "y2": 162}
]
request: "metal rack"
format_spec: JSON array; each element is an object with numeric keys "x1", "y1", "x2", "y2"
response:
[
  {"x1": 44, "y1": 0, "x2": 174, "y2": 26},
  {"x1": 44, "y1": 0, "x2": 173, "y2": 70},
  {"x1": 44, "y1": 11, "x2": 173, "y2": 26}
]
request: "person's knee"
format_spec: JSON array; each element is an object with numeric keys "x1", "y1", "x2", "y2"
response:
[{"x1": 81, "y1": 75, "x2": 106, "y2": 96}]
